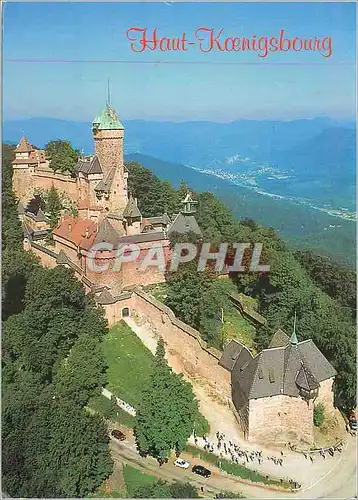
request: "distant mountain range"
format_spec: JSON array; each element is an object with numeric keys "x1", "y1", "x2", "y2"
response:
[
  {"x1": 4, "y1": 116, "x2": 354, "y2": 162},
  {"x1": 4, "y1": 116, "x2": 356, "y2": 265}
]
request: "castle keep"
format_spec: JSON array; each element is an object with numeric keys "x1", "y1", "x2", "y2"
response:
[{"x1": 13, "y1": 102, "x2": 337, "y2": 446}]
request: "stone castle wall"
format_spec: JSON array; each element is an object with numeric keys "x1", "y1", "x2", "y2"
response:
[
  {"x1": 103, "y1": 289, "x2": 231, "y2": 399},
  {"x1": 27, "y1": 241, "x2": 58, "y2": 269},
  {"x1": 33, "y1": 172, "x2": 78, "y2": 200},
  {"x1": 13, "y1": 169, "x2": 78, "y2": 203},
  {"x1": 248, "y1": 395, "x2": 314, "y2": 445},
  {"x1": 315, "y1": 378, "x2": 335, "y2": 413}
]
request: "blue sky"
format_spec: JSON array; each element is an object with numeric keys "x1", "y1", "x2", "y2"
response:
[{"x1": 3, "y1": 2, "x2": 356, "y2": 122}]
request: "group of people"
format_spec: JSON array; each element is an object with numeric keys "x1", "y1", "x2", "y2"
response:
[
  {"x1": 193, "y1": 431, "x2": 344, "y2": 470},
  {"x1": 193, "y1": 431, "x2": 285, "y2": 468}
]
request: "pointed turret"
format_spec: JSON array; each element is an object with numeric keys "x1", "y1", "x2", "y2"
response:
[
  {"x1": 181, "y1": 191, "x2": 198, "y2": 215},
  {"x1": 15, "y1": 136, "x2": 33, "y2": 153},
  {"x1": 123, "y1": 195, "x2": 142, "y2": 219},
  {"x1": 290, "y1": 311, "x2": 298, "y2": 345},
  {"x1": 123, "y1": 195, "x2": 142, "y2": 235},
  {"x1": 168, "y1": 191, "x2": 202, "y2": 238}
]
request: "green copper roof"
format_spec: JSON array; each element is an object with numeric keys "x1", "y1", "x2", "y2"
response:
[{"x1": 93, "y1": 103, "x2": 124, "y2": 130}]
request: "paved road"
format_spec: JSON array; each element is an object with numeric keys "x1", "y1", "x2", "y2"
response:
[
  {"x1": 110, "y1": 438, "x2": 289, "y2": 498},
  {"x1": 110, "y1": 433, "x2": 357, "y2": 499}
]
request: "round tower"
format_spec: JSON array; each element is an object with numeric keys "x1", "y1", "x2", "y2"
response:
[{"x1": 92, "y1": 103, "x2": 124, "y2": 174}]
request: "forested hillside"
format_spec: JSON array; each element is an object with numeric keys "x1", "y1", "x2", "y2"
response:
[
  {"x1": 2, "y1": 144, "x2": 113, "y2": 497},
  {"x1": 126, "y1": 160, "x2": 356, "y2": 409}
]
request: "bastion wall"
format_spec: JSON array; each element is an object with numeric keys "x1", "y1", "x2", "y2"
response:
[{"x1": 248, "y1": 394, "x2": 314, "y2": 445}]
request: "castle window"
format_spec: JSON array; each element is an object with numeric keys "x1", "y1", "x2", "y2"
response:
[{"x1": 269, "y1": 369, "x2": 275, "y2": 383}]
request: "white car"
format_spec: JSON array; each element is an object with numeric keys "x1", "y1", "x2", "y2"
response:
[{"x1": 174, "y1": 458, "x2": 190, "y2": 469}]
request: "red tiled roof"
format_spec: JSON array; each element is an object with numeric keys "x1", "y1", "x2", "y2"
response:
[
  {"x1": 53, "y1": 216, "x2": 98, "y2": 251},
  {"x1": 15, "y1": 136, "x2": 33, "y2": 153}
]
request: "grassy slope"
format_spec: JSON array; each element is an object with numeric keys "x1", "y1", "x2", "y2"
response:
[
  {"x1": 102, "y1": 320, "x2": 210, "y2": 435},
  {"x1": 122, "y1": 465, "x2": 158, "y2": 497},
  {"x1": 221, "y1": 311, "x2": 256, "y2": 354},
  {"x1": 103, "y1": 321, "x2": 154, "y2": 407}
]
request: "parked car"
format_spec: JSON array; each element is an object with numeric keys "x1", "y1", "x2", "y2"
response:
[
  {"x1": 350, "y1": 420, "x2": 357, "y2": 431},
  {"x1": 174, "y1": 458, "x2": 190, "y2": 469},
  {"x1": 348, "y1": 409, "x2": 357, "y2": 431},
  {"x1": 111, "y1": 429, "x2": 126, "y2": 441},
  {"x1": 192, "y1": 465, "x2": 211, "y2": 478}
]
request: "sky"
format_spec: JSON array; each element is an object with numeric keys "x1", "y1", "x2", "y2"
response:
[{"x1": 3, "y1": 2, "x2": 356, "y2": 122}]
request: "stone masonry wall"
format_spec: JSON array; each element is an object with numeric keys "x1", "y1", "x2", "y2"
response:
[
  {"x1": 27, "y1": 242, "x2": 230, "y2": 403},
  {"x1": 28, "y1": 244, "x2": 58, "y2": 269},
  {"x1": 102, "y1": 296, "x2": 136, "y2": 325},
  {"x1": 13, "y1": 169, "x2": 78, "y2": 204},
  {"x1": 248, "y1": 395, "x2": 314, "y2": 445},
  {"x1": 13, "y1": 168, "x2": 34, "y2": 202},
  {"x1": 315, "y1": 378, "x2": 335, "y2": 414},
  {"x1": 33, "y1": 173, "x2": 78, "y2": 201},
  {"x1": 93, "y1": 129, "x2": 124, "y2": 174}
]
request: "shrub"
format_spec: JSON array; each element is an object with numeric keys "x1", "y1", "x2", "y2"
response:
[
  {"x1": 313, "y1": 405, "x2": 325, "y2": 427},
  {"x1": 194, "y1": 413, "x2": 210, "y2": 437}
]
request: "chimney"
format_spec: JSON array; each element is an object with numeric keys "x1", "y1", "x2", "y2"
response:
[
  {"x1": 85, "y1": 228, "x2": 89, "y2": 238},
  {"x1": 135, "y1": 198, "x2": 138, "y2": 205},
  {"x1": 68, "y1": 224, "x2": 72, "y2": 231}
]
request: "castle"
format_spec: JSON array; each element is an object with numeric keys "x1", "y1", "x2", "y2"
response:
[
  {"x1": 13, "y1": 102, "x2": 337, "y2": 446},
  {"x1": 13, "y1": 102, "x2": 202, "y2": 293}
]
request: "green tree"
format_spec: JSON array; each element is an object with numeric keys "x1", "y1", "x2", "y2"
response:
[
  {"x1": 215, "y1": 491, "x2": 244, "y2": 498},
  {"x1": 135, "y1": 339, "x2": 199, "y2": 462},
  {"x1": 169, "y1": 481, "x2": 199, "y2": 498},
  {"x1": 132, "y1": 479, "x2": 171, "y2": 498},
  {"x1": 2, "y1": 144, "x2": 24, "y2": 250},
  {"x1": 53, "y1": 333, "x2": 107, "y2": 406},
  {"x1": 18, "y1": 400, "x2": 112, "y2": 497},
  {"x1": 45, "y1": 140, "x2": 79, "y2": 176},
  {"x1": 313, "y1": 405, "x2": 325, "y2": 427},
  {"x1": 46, "y1": 184, "x2": 63, "y2": 228},
  {"x1": 2, "y1": 247, "x2": 39, "y2": 320},
  {"x1": 126, "y1": 161, "x2": 181, "y2": 216},
  {"x1": 199, "y1": 279, "x2": 228, "y2": 348},
  {"x1": 296, "y1": 250, "x2": 356, "y2": 317},
  {"x1": 2, "y1": 256, "x2": 112, "y2": 497}
]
